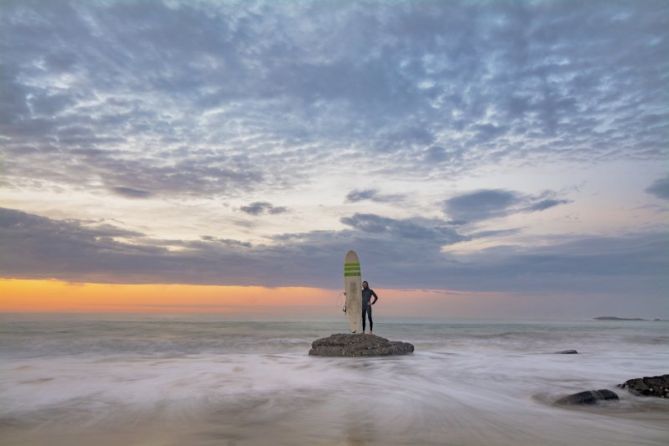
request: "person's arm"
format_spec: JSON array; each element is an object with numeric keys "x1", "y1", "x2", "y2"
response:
[{"x1": 371, "y1": 290, "x2": 379, "y2": 305}]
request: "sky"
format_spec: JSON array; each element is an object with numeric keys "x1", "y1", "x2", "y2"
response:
[{"x1": 0, "y1": 0, "x2": 667, "y2": 318}]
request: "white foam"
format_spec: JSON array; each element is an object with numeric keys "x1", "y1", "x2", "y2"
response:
[{"x1": 1, "y1": 320, "x2": 668, "y2": 445}]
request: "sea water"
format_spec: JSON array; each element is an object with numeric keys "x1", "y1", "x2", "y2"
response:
[{"x1": 1, "y1": 315, "x2": 668, "y2": 445}]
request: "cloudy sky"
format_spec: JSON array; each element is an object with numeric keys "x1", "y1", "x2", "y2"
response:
[{"x1": 1, "y1": 0, "x2": 667, "y2": 317}]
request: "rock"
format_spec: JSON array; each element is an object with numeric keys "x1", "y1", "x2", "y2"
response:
[
  {"x1": 556, "y1": 389, "x2": 619, "y2": 405},
  {"x1": 618, "y1": 374, "x2": 669, "y2": 398},
  {"x1": 555, "y1": 350, "x2": 578, "y2": 354},
  {"x1": 309, "y1": 333, "x2": 414, "y2": 357}
]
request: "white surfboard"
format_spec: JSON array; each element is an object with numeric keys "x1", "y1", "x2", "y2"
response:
[{"x1": 344, "y1": 250, "x2": 362, "y2": 333}]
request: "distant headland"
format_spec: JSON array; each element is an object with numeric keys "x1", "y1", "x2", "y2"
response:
[{"x1": 594, "y1": 316, "x2": 664, "y2": 321}]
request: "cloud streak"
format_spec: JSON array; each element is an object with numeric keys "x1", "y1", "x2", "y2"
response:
[
  {"x1": 240, "y1": 202, "x2": 288, "y2": 216},
  {"x1": 646, "y1": 175, "x2": 669, "y2": 200},
  {"x1": 443, "y1": 189, "x2": 570, "y2": 224},
  {"x1": 110, "y1": 186, "x2": 153, "y2": 199},
  {"x1": 345, "y1": 189, "x2": 404, "y2": 204}
]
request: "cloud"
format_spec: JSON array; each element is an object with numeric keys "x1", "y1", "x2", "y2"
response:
[
  {"x1": 443, "y1": 189, "x2": 570, "y2": 224},
  {"x1": 340, "y1": 213, "x2": 464, "y2": 243},
  {"x1": 646, "y1": 175, "x2": 669, "y2": 200},
  {"x1": 444, "y1": 190, "x2": 521, "y2": 223},
  {"x1": 345, "y1": 189, "x2": 404, "y2": 203},
  {"x1": 1, "y1": 0, "x2": 667, "y2": 197},
  {"x1": 240, "y1": 202, "x2": 288, "y2": 216},
  {"x1": 525, "y1": 198, "x2": 570, "y2": 212},
  {"x1": 200, "y1": 235, "x2": 252, "y2": 248},
  {"x1": 110, "y1": 186, "x2": 153, "y2": 199},
  {"x1": 422, "y1": 146, "x2": 463, "y2": 164}
]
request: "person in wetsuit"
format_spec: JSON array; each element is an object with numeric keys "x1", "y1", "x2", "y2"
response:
[{"x1": 361, "y1": 281, "x2": 379, "y2": 334}]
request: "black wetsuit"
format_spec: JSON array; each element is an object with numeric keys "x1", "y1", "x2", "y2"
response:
[{"x1": 361, "y1": 287, "x2": 378, "y2": 332}]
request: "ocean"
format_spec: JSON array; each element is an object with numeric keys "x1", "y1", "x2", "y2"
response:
[{"x1": 1, "y1": 315, "x2": 668, "y2": 445}]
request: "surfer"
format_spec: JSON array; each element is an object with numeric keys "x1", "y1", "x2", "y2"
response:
[{"x1": 361, "y1": 281, "x2": 378, "y2": 334}]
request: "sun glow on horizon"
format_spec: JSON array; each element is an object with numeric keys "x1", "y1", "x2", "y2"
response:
[
  {"x1": 0, "y1": 278, "x2": 338, "y2": 313},
  {"x1": 0, "y1": 278, "x2": 516, "y2": 318}
]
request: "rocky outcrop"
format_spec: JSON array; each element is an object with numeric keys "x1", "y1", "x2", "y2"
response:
[
  {"x1": 618, "y1": 375, "x2": 669, "y2": 398},
  {"x1": 555, "y1": 350, "x2": 578, "y2": 354},
  {"x1": 309, "y1": 333, "x2": 414, "y2": 357},
  {"x1": 555, "y1": 389, "x2": 619, "y2": 405}
]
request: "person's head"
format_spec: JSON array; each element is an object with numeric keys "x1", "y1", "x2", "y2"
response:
[{"x1": 362, "y1": 281, "x2": 369, "y2": 289}]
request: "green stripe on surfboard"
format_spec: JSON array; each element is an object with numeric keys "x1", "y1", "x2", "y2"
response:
[{"x1": 344, "y1": 272, "x2": 361, "y2": 277}]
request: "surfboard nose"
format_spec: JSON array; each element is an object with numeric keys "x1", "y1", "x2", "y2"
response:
[{"x1": 344, "y1": 250, "x2": 360, "y2": 263}]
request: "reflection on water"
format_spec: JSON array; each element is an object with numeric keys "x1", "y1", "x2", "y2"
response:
[{"x1": 1, "y1": 317, "x2": 668, "y2": 445}]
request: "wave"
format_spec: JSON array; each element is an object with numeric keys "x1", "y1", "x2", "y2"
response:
[{"x1": 1, "y1": 319, "x2": 668, "y2": 445}]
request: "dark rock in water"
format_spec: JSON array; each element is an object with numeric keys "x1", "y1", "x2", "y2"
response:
[
  {"x1": 618, "y1": 374, "x2": 669, "y2": 398},
  {"x1": 555, "y1": 350, "x2": 578, "y2": 354},
  {"x1": 556, "y1": 389, "x2": 619, "y2": 405},
  {"x1": 309, "y1": 333, "x2": 414, "y2": 357}
]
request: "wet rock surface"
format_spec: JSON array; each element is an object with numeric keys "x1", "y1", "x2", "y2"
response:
[
  {"x1": 309, "y1": 333, "x2": 414, "y2": 357},
  {"x1": 556, "y1": 389, "x2": 619, "y2": 405},
  {"x1": 618, "y1": 374, "x2": 669, "y2": 398},
  {"x1": 555, "y1": 349, "x2": 578, "y2": 354}
]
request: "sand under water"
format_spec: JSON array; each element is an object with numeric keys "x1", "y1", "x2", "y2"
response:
[{"x1": 1, "y1": 315, "x2": 668, "y2": 445}]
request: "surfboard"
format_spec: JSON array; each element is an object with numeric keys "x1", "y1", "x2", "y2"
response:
[{"x1": 344, "y1": 250, "x2": 362, "y2": 333}]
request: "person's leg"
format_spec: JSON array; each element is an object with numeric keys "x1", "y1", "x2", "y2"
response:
[
  {"x1": 361, "y1": 307, "x2": 367, "y2": 332},
  {"x1": 368, "y1": 306, "x2": 373, "y2": 333}
]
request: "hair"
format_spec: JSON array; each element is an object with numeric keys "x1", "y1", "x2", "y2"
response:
[{"x1": 362, "y1": 281, "x2": 369, "y2": 286}]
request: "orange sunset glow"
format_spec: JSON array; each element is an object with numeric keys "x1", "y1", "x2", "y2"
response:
[
  {"x1": 0, "y1": 278, "x2": 512, "y2": 317},
  {"x1": 0, "y1": 279, "x2": 337, "y2": 313}
]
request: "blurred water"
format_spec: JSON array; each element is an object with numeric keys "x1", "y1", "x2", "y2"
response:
[{"x1": 1, "y1": 315, "x2": 668, "y2": 445}]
